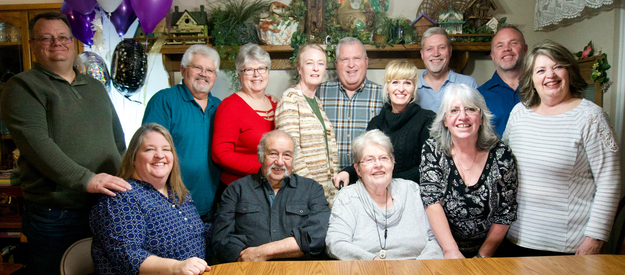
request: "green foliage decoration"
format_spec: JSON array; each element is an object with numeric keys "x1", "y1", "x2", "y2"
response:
[{"x1": 206, "y1": 0, "x2": 269, "y2": 88}]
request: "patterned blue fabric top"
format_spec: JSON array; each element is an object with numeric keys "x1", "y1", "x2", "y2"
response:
[
  {"x1": 90, "y1": 178, "x2": 206, "y2": 275},
  {"x1": 317, "y1": 78, "x2": 383, "y2": 169}
]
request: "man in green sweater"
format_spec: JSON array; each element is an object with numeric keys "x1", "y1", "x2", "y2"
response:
[{"x1": 0, "y1": 12, "x2": 131, "y2": 275}]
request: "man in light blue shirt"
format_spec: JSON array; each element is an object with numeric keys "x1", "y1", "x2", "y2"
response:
[{"x1": 417, "y1": 27, "x2": 478, "y2": 113}]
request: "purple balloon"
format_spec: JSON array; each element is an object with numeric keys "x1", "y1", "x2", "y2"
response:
[
  {"x1": 131, "y1": 0, "x2": 172, "y2": 34},
  {"x1": 64, "y1": 0, "x2": 98, "y2": 15},
  {"x1": 61, "y1": 3, "x2": 95, "y2": 46},
  {"x1": 110, "y1": 0, "x2": 137, "y2": 36}
]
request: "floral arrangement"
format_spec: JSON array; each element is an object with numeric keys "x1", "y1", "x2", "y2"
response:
[
  {"x1": 591, "y1": 59, "x2": 612, "y2": 93},
  {"x1": 575, "y1": 41, "x2": 612, "y2": 93}
]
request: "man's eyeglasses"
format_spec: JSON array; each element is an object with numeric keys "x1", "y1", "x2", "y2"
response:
[
  {"x1": 188, "y1": 65, "x2": 216, "y2": 75},
  {"x1": 448, "y1": 107, "x2": 481, "y2": 117},
  {"x1": 240, "y1": 67, "x2": 268, "y2": 76},
  {"x1": 31, "y1": 36, "x2": 73, "y2": 45}
]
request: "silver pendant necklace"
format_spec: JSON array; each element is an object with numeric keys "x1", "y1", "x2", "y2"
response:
[{"x1": 372, "y1": 188, "x2": 388, "y2": 259}]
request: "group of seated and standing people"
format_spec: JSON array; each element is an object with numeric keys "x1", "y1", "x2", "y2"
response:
[
  {"x1": 502, "y1": 40, "x2": 621, "y2": 256},
  {"x1": 333, "y1": 59, "x2": 436, "y2": 186},
  {"x1": 326, "y1": 130, "x2": 443, "y2": 260},
  {"x1": 420, "y1": 84, "x2": 518, "y2": 258},
  {"x1": 275, "y1": 43, "x2": 339, "y2": 205},
  {"x1": 211, "y1": 43, "x2": 277, "y2": 202},
  {"x1": 10, "y1": 10, "x2": 622, "y2": 273}
]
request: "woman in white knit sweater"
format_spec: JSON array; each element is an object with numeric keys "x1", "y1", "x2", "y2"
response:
[
  {"x1": 325, "y1": 130, "x2": 443, "y2": 260},
  {"x1": 503, "y1": 40, "x2": 621, "y2": 256}
]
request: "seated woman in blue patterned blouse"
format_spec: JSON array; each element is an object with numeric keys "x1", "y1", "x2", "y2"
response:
[
  {"x1": 420, "y1": 84, "x2": 518, "y2": 259},
  {"x1": 90, "y1": 123, "x2": 210, "y2": 275}
]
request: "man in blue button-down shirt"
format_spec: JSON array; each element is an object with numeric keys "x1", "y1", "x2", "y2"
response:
[
  {"x1": 143, "y1": 45, "x2": 221, "y2": 223},
  {"x1": 417, "y1": 27, "x2": 478, "y2": 113},
  {"x1": 478, "y1": 26, "x2": 528, "y2": 137},
  {"x1": 212, "y1": 130, "x2": 330, "y2": 263}
]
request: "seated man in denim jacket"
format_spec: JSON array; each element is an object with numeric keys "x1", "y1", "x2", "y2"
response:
[{"x1": 212, "y1": 130, "x2": 331, "y2": 263}]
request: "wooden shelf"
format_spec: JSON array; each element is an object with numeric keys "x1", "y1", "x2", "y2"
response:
[
  {"x1": 150, "y1": 37, "x2": 491, "y2": 87},
  {"x1": 0, "y1": 185, "x2": 22, "y2": 231}
]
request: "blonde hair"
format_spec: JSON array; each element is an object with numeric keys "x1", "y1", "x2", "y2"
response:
[
  {"x1": 295, "y1": 43, "x2": 327, "y2": 68},
  {"x1": 119, "y1": 123, "x2": 189, "y2": 205},
  {"x1": 382, "y1": 59, "x2": 419, "y2": 104}
]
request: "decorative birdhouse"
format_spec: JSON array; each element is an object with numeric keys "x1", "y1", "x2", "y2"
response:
[
  {"x1": 485, "y1": 17, "x2": 498, "y2": 32},
  {"x1": 410, "y1": 12, "x2": 437, "y2": 38},
  {"x1": 438, "y1": 5, "x2": 464, "y2": 35},
  {"x1": 169, "y1": 5, "x2": 208, "y2": 44},
  {"x1": 134, "y1": 18, "x2": 168, "y2": 39},
  {"x1": 464, "y1": 0, "x2": 498, "y2": 30}
]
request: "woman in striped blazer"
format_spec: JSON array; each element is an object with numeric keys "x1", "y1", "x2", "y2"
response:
[{"x1": 275, "y1": 44, "x2": 339, "y2": 206}]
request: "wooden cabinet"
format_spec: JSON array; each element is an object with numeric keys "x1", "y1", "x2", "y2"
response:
[{"x1": 0, "y1": 4, "x2": 83, "y2": 75}]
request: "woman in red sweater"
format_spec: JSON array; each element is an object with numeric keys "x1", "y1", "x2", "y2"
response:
[{"x1": 212, "y1": 43, "x2": 277, "y2": 201}]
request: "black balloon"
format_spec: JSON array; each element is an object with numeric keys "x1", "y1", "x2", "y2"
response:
[{"x1": 111, "y1": 39, "x2": 147, "y2": 98}]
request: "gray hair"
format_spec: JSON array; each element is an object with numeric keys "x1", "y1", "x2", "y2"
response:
[
  {"x1": 421, "y1": 27, "x2": 451, "y2": 48},
  {"x1": 181, "y1": 45, "x2": 221, "y2": 72},
  {"x1": 336, "y1": 37, "x2": 367, "y2": 59},
  {"x1": 429, "y1": 84, "x2": 499, "y2": 156},
  {"x1": 236, "y1": 43, "x2": 271, "y2": 72},
  {"x1": 351, "y1": 129, "x2": 395, "y2": 164},
  {"x1": 257, "y1": 130, "x2": 297, "y2": 162}
]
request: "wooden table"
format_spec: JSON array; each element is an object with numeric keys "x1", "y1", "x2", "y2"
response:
[
  {"x1": 204, "y1": 255, "x2": 625, "y2": 274},
  {"x1": 0, "y1": 262, "x2": 22, "y2": 275}
]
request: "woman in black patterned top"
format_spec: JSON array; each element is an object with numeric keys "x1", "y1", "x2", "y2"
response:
[{"x1": 420, "y1": 84, "x2": 518, "y2": 259}]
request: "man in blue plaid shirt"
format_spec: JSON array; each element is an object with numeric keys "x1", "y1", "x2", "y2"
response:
[{"x1": 317, "y1": 37, "x2": 383, "y2": 171}]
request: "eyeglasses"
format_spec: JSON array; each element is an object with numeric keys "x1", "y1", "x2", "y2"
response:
[
  {"x1": 32, "y1": 36, "x2": 73, "y2": 45},
  {"x1": 240, "y1": 66, "x2": 268, "y2": 76},
  {"x1": 188, "y1": 65, "x2": 216, "y2": 75},
  {"x1": 448, "y1": 107, "x2": 481, "y2": 117},
  {"x1": 358, "y1": 155, "x2": 392, "y2": 166}
]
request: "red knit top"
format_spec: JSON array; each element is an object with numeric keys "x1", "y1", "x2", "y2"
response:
[{"x1": 212, "y1": 93, "x2": 277, "y2": 185}]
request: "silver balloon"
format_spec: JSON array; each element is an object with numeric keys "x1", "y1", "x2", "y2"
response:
[
  {"x1": 74, "y1": 51, "x2": 111, "y2": 93},
  {"x1": 111, "y1": 39, "x2": 147, "y2": 98}
]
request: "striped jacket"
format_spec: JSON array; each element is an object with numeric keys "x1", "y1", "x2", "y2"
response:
[{"x1": 276, "y1": 87, "x2": 339, "y2": 204}]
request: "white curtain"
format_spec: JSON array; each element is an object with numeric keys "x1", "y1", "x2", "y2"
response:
[{"x1": 534, "y1": 0, "x2": 613, "y2": 30}]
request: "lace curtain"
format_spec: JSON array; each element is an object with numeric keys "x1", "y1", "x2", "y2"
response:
[{"x1": 534, "y1": 0, "x2": 613, "y2": 30}]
